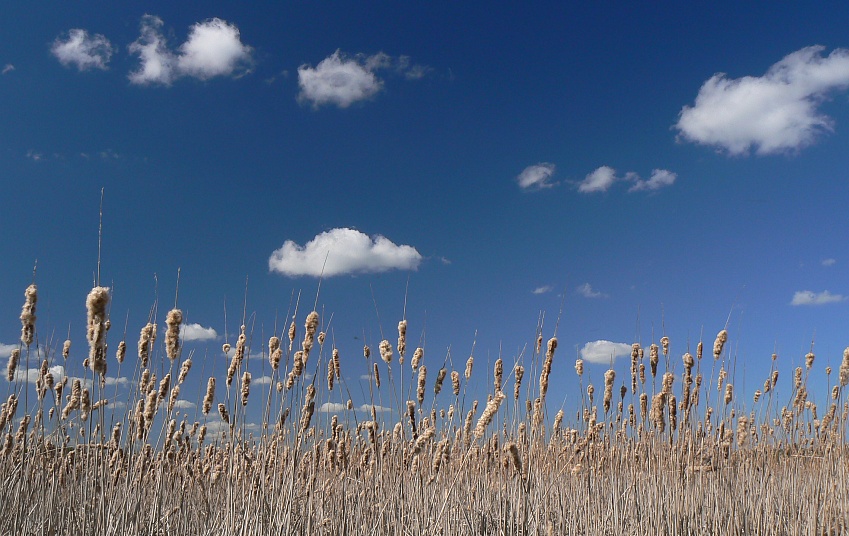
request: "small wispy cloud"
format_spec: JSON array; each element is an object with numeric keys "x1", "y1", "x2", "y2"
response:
[
  {"x1": 517, "y1": 163, "x2": 556, "y2": 190},
  {"x1": 580, "y1": 340, "x2": 632, "y2": 364},
  {"x1": 51, "y1": 29, "x2": 114, "y2": 71},
  {"x1": 180, "y1": 323, "x2": 218, "y2": 342},
  {"x1": 578, "y1": 166, "x2": 676, "y2": 194},
  {"x1": 2, "y1": 64, "x2": 14, "y2": 75},
  {"x1": 173, "y1": 400, "x2": 196, "y2": 410},
  {"x1": 791, "y1": 290, "x2": 846, "y2": 306},
  {"x1": 253, "y1": 375, "x2": 273, "y2": 385},
  {"x1": 356, "y1": 404, "x2": 392, "y2": 414},
  {"x1": 532, "y1": 285, "x2": 553, "y2": 295},
  {"x1": 576, "y1": 283, "x2": 607, "y2": 299},
  {"x1": 822, "y1": 258, "x2": 837, "y2": 267},
  {"x1": 627, "y1": 169, "x2": 677, "y2": 192},
  {"x1": 26, "y1": 150, "x2": 43, "y2": 162},
  {"x1": 269, "y1": 228, "x2": 422, "y2": 277},
  {"x1": 578, "y1": 166, "x2": 617, "y2": 193},
  {"x1": 676, "y1": 46, "x2": 849, "y2": 155},
  {"x1": 297, "y1": 50, "x2": 427, "y2": 108}
]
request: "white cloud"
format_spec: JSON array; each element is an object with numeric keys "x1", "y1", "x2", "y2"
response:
[
  {"x1": 298, "y1": 50, "x2": 383, "y2": 108},
  {"x1": 318, "y1": 402, "x2": 346, "y2": 413},
  {"x1": 177, "y1": 18, "x2": 252, "y2": 80},
  {"x1": 517, "y1": 163, "x2": 556, "y2": 190},
  {"x1": 26, "y1": 150, "x2": 43, "y2": 162},
  {"x1": 578, "y1": 166, "x2": 617, "y2": 193},
  {"x1": 356, "y1": 404, "x2": 392, "y2": 414},
  {"x1": 532, "y1": 285, "x2": 553, "y2": 295},
  {"x1": 253, "y1": 375, "x2": 273, "y2": 385},
  {"x1": 628, "y1": 169, "x2": 677, "y2": 192},
  {"x1": 791, "y1": 290, "x2": 846, "y2": 306},
  {"x1": 822, "y1": 258, "x2": 837, "y2": 267},
  {"x1": 10, "y1": 365, "x2": 65, "y2": 384},
  {"x1": 129, "y1": 15, "x2": 252, "y2": 86},
  {"x1": 576, "y1": 283, "x2": 607, "y2": 299},
  {"x1": 180, "y1": 323, "x2": 218, "y2": 342},
  {"x1": 51, "y1": 29, "x2": 114, "y2": 71},
  {"x1": 0, "y1": 343, "x2": 18, "y2": 357},
  {"x1": 173, "y1": 400, "x2": 196, "y2": 410},
  {"x1": 269, "y1": 228, "x2": 422, "y2": 277},
  {"x1": 676, "y1": 46, "x2": 849, "y2": 155},
  {"x1": 128, "y1": 15, "x2": 176, "y2": 85},
  {"x1": 2, "y1": 64, "x2": 14, "y2": 75},
  {"x1": 580, "y1": 340, "x2": 632, "y2": 364}
]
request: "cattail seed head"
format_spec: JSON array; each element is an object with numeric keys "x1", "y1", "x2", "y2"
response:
[
  {"x1": 202, "y1": 377, "x2": 215, "y2": 415},
  {"x1": 379, "y1": 339, "x2": 392, "y2": 364},
  {"x1": 575, "y1": 359, "x2": 584, "y2": 377},
  {"x1": 839, "y1": 347, "x2": 849, "y2": 387},
  {"x1": 138, "y1": 323, "x2": 156, "y2": 368},
  {"x1": 241, "y1": 372, "x2": 251, "y2": 406},
  {"x1": 434, "y1": 367, "x2": 447, "y2": 396},
  {"x1": 713, "y1": 330, "x2": 728, "y2": 359},
  {"x1": 451, "y1": 370, "x2": 460, "y2": 396},
  {"x1": 465, "y1": 356, "x2": 474, "y2": 380},
  {"x1": 86, "y1": 286, "x2": 110, "y2": 375},
  {"x1": 474, "y1": 390, "x2": 506, "y2": 439},
  {"x1": 417, "y1": 366, "x2": 427, "y2": 405},
  {"x1": 6, "y1": 349, "x2": 19, "y2": 383},
  {"x1": 218, "y1": 403, "x2": 229, "y2": 424},
  {"x1": 178, "y1": 358, "x2": 192, "y2": 384},
  {"x1": 20, "y1": 284, "x2": 37, "y2": 346},
  {"x1": 164, "y1": 308, "x2": 182, "y2": 361},
  {"x1": 411, "y1": 347, "x2": 423, "y2": 370},
  {"x1": 397, "y1": 320, "x2": 407, "y2": 363},
  {"x1": 116, "y1": 340, "x2": 126, "y2": 364}
]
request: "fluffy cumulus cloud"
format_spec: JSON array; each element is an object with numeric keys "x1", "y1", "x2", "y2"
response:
[
  {"x1": 51, "y1": 29, "x2": 114, "y2": 71},
  {"x1": 0, "y1": 343, "x2": 18, "y2": 357},
  {"x1": 269, "y1": 228, "x2": 422, "y2": 277},
  {"x1": 790, "y1": 290, "x2": 846, "y2": 306},
  {"x1": 576, "y1": 283, "x2": 607, "y2": 299},
  {"x1": 9, "y1": 365, "x2": 65, "y2": 384},
  {"x1": 517, "y1": 163, "x2": 556, "y2": 190},
  {"x1": 128, "y1": 15, "x2": 252, "y2": 86},
  {"x1": 318, "y1": 402, "x2": 346, "y2": 413},
  {"x1": 177, "y1": 18, "x2": 253, "y2": 79},
  {"x1": 578, "y1": 166, "x2": 618, "y2": 193},
  {"x1": 580, "y1": 340, "x2": 632, "y2": 364},
  {"x1": 298, "y1": 50, "x2": 383, "y2": 108},
  {"x1": 628, "y1": 169, "x2": 677, "y2": 192},
  {"x1": 297, "y1": 50, "x2": 427, "y2": 108},
  {"x1": 676, "y1": 46, "x2": 849, "y2": 155},
  {"x1": 180, "y1": 323, "x2": 218, "y2": 342}
]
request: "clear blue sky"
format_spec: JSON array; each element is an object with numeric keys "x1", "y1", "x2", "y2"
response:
[{"x1": 2, "y1": 3, "x2": 849, "y2": 422}]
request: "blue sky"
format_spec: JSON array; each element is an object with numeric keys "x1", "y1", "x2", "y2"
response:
[{"x1": 3, "y1": 3, "x2": 849, "y2": 423}]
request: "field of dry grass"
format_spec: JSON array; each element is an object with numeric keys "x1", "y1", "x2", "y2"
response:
[{"x1": 2, "y1": 283, "x2": 848, "y2": 535}]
